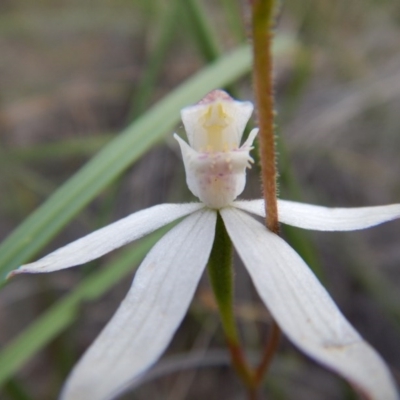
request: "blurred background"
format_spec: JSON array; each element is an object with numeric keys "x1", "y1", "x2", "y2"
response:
[{"x1": 1, "y1": 0, "x2": 400, "y2": 399}]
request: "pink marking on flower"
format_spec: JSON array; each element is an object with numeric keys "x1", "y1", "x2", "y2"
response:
[{"x1": 197, "y1": 90, "x2": 233, "y2": 105}]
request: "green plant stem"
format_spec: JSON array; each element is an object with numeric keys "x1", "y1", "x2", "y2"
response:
[
  {"x1": 207, "y1": 213, "x2": 254, "y2": 389},
  {"x1": 251, "y1": 0, "x2": 278, "y2": 234}
]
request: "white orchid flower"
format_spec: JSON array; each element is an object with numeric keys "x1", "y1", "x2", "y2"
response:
[{"x1": 9, "y1": 90, "x2": 400, "y2": 400}]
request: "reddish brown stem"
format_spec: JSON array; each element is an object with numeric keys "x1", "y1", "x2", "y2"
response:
[
  {"x1": 227, "y1": 340, "x2": 255, "y2": 389},
  {"x1": 250, "y1": 0, "x2": 282, "y2": 393},
  {"x1": 254, "y1": 321, "x2": 281, "y2": 385},
  {"x1": 251, "y1": 0, "x2": 279, "y2": 235}
]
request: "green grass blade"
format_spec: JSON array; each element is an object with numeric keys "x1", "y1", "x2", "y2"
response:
[
  {"x1": 0, "y1": 45, "x2": 252, "y2": 282},
  {"x1": 219, "y1": 0, "x2": 246, "y2": 42},
  {"x1": 129, "y1": 0, "x2": 182, "y2": 118},
  {"x1": 182, "y1": 0, "x2": 239, "y2": 98},
  {"x1": 3, "y1": 378, "x2": 33, "y2": 400},
  {"x1": 1, "y1": 135, "x2": 113, "y2": 162},
  {"x1": 183, "y1": 0, "x2": 221, "y2": 62},
  {"x1": 0, "y1": 229, "x2": 165, "y2": 388}
]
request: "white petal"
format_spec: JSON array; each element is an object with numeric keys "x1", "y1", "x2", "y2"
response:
[
  {"x1": 233, "y1": 199, "x2": 400, "y2": 231},
  {"x1": 11, "y1": 203, "x2": 204, "y2": 275},
  {"x1": 61, "y1": 208, "x2": 217, "y2": 400},
  {"x1": 220, "y1": 207, "x2": 398, "y2": 400}
]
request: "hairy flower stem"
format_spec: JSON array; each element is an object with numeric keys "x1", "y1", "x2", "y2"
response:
[
  {"x1": 250, "y1": 0, "x2": 282, "y2": 389},
  {"x1": 251, "y1": 0, "x2": 279, "y2": 234},
  {"x1": 207, "y1": 214, "x2": 254, "y2": 389}
]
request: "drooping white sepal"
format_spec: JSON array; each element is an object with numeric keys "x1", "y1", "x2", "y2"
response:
[
  {"x1": 233, "y1": 199, "x2": 400, "y2": 231},
  {"x1": 9, "y1": 203, "x2": 204, "y2": 276},
  {"x1": 221, "y1": 207, "x2": 399, "y2": 400},
  {"x1": 60, "y1": 208, "x2": 217, "y2": 400}
]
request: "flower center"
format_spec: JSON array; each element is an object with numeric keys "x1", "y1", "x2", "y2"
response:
[{"x1": 199, "y1": 102, "x2": 238, "y2": 153}]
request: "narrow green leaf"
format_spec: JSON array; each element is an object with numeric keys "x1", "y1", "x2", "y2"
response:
[
  {"x1": 183, "y1": 0, "x2": 221, "y2": 62},
  {"x1": 182, "y1": 0, "x2": 242, "y2": 98},
  {"x1": 220, "y1": 0, "x2": 247, "y2": 42},
  {"x1": 3, "y1": 378, "x2": 33, "y2": 400},
  {"x1": 129, "y1": 0, "x2": 182, "y2": 118},
  {"x1": 1, "y1": 135, "x2": 113, "y2": 162}
]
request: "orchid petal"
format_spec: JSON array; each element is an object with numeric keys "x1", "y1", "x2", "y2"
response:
[
  {"x1": 233, "y1": 199, "x2": 400, "y2": 231},
  {"x1": 61, "y1": 208, "x2": 217, "y2": 400},
  {"x1": 220, "y1": 207, "x2": 398, "y2": 400},
  {"x1": 10, "y1": 203, "x2": 203, "y2": 275}
]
